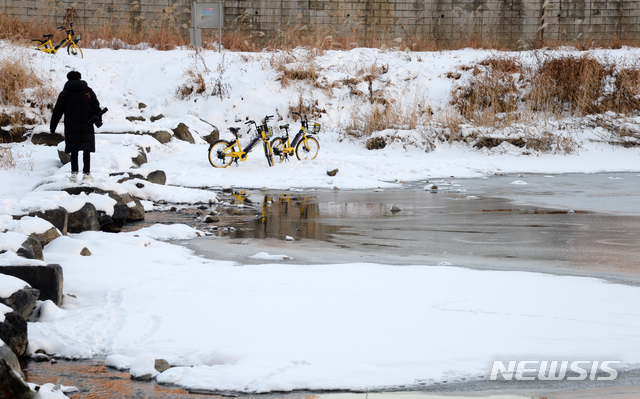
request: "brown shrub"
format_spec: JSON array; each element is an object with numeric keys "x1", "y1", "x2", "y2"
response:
[
  {"x1": 0, "y1": 55, "x2": 45, "y2": 107},
  {"x1": 531, "y1": 55, "x2": 610, "y2": 115},
  {"x1": 451, "y1": 67, "x2": 520, "y2": 124},
  {"x1": 366, "y1": 136, "x2": 387, "y2": 150}
]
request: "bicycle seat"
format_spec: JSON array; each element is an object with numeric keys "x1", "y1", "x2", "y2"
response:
[
  {"x1": 229, "y1": 127, "x2": 241, "y2": 134},
  {"x1": 43, "y1": 34, "x2": 53, "y2": 38},
  {"x1": 279, "y1": 124, "x2": 290, "y2": 130}
]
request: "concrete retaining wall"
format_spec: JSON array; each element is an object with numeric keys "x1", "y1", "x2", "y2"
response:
[{"x1": 2, "y1": 0, "x2": 639, "y2": 48}]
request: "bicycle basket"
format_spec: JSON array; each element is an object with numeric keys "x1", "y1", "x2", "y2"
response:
[
  {"x1": 311, "y1": 122, "x2": 321, "y2": 134},
  {"x1": 73, "y1": 34, "x2": 81, "y2": 42},
  {"x1": 263, "y1": 127, "x2": 274, "y2": 138}
]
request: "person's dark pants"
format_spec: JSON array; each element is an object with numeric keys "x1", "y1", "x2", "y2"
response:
[{"x1": 70, "y1": 151, "x2": 91, "y2": 174}]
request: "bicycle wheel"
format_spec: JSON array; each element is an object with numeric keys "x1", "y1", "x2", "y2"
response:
[
  {"x1": 263, "y1": 141, "x2": 274, "y2": 167},
  {"x1": 208, "y1": 140, "x2": 235, "y2": 168},
  {"x1": 295, "y1": 136, "x2": 319, "y2": 160},
  {"x1": 67, "y1": 43, "x2": 83, "y2": 58},
  {"x1": 270, "y1": 137, "x2": 287, "y2": 163},
  {"x1": 30, "y1": 39, "x2": 48, "y2": 51}
]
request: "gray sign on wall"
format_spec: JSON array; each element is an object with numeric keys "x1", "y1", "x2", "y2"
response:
[{"x1": 190, "y1": 1, "x2": 223, "y2": 49}]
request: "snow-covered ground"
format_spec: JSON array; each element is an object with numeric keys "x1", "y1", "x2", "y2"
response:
[{"x1": 1, "y1": 41, "x2": 640, "y2": 397}]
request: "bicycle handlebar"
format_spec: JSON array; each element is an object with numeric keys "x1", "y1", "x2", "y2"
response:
[{"x1": 291, "y1": 112, "x2": 309, "y2": 122}]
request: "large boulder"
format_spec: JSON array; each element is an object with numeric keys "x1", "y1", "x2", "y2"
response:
[
  {"x1": 0, "y1": 357, "x2": 31, "y2": 399},
  {"x1": 152, "y1": 131, "x2": 171, "y2": 144},
  {"x1": 121, "y1": 193, "x2": 145, "y2": 221},
  {"x1": 67, "y1": 202, "x2": 100, "y2": 234},
  {"x1": 98, "y1": 193, "x2": 129, "y2": 233},
  {"x1": 30, "y1": 207, "x2": 68, "y2": 236},
  {"x1": 0, "y1": 288, "x2": 40, "y2": 320},
  {"x1": 0, "y1": 312, "x2": 28, "y2": 356},
  {"x1": 144, "y1": 170, "x2": 166, "y2": 185},
  {"x1": 31, "y1": 132, "x2": 64, "y2": 146},
  {"x1": 0, "y1": 344, "x2": 26, "y2": 380},
  {"x1": 0, "y1": 264, "x2": 63, "y2": 306},
  {"x1": 171, "y1": 123, "x2": 195, "y2": 144}
]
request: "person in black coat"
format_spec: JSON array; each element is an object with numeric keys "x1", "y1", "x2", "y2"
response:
[{"x1": 50, "y1": 71, "x2": 102, "y2": 182}]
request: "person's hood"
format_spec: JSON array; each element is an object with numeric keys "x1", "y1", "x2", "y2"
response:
[{"x1": 63, "y1": 79, "x2": 88, "y2": 92}]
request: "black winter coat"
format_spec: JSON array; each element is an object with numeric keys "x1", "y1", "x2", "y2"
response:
[{"x1": 50, "y1": 80, "x2": 101, "y2": 153}]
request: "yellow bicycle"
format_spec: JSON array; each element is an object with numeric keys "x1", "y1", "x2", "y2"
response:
[
  {"x1": 208, "y1": 116, "x2": 275, "y2": 168},
  {"x1": 271, "y1": 112, "x2": 320, "y2": 163},
  {"x1": 30, "y1": 22, "x2": 83, "y2": 58}
]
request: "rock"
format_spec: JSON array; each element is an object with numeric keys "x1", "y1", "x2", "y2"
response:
[
  {"x1": 154, "y1": 359, "x2": 170, "y2": 373},
  {"x1": 0, "y1": 344, "x2": 26, "y2": 379},
  {"x1": 31, "y1": 352, "x2": 50, "y2": 362},
  {"x1": 327, "y1": 168, "x2": 339, "y2": 177},
  {"x1": 203, "y1": 215, "x2": 219, "y2": 223},
  {"x1": 57, "y1": 148, "x2": 71, "y2": 165},
  {"x1": 150, "y1": 114, "x2": 164, "y2": 122},
  {"x1": 31, "y1": 208, "x2": 69, "y2": 236},
  {"x1": 80, "y1": 247, "x2": 91, "y2": 256},
  {"x1": 171, "y1": 123, "x2": 195, "y2": 144},
  {"x1": 17, "y1": 237, "x2": 43, "y2": 261},
  {"x1": 98, "y1": 193, "x2": 129, "y2": 233},
  {"x1": 201, "y1": 126, "x2": 219, "y2": 144},
  {"x1": 0, "y1": 358, "x2": 31, "y2": 399},
  {"x1": 31, "y1": 132, "x2": 64, "y2": 146},
  {"x1": 132, "y1": 147, "x2": 147, "y2": 167},
  {"x1": 0, "y1": 312, "x2": 28, "y2": 356},
  {"x1": 136, "y1": 182, "x2": 145, "y2": 189},
  {"x1": 145, "y1": 170, "x2": 166, "y2": 185},
  {"x1": 0, "y1": 287, "x2": 40, "y2": 320},
  {"x1": 126, "y1": 116, "x2": 145, "y2": 122},
  {"x1": 128, "y1": 199, "x2": 145, "y2": 221},
  {"x1": 0, "y1": 127, "x2": 28, "y2": 144},
  {"x1": 67, "y1": 202, "x2": 100, "y2": 234},
  {"x1": 30, "y1": 227, "x2": 60, "y2": 246},
  {"x1": 0, "y1": 264, "x2": 64, "y2": 306},
  {"x1": 131, "y1": 373, "x2": 153, "y2": 381},
  {"x1": 152, "y1": 131, "x2": 171, "y2": 144},
  {"x1": 390, "y1": 205, "x2": 401, "y2": 213},
  {"x1": 138, "y1": 102, "x2": 147, "y2": 109},
  {"x1": 121, "y1": 193, "x2": 145, "y2": 221}
]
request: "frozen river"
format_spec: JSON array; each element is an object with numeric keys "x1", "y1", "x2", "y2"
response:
[{"x1": 184, "y1": 172, "x2": 640, "y2": 285}]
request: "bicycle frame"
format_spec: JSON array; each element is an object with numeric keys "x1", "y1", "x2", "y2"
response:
[
  {"x1": 225, "y1": 130, "x2": 262, "y2": 161},
  {"x1": 208, "y1": 116, "x2": 275, "y2": 168},
  {"x1": 32, "y1": 24, "x2": 80, "y2": 55},
  {"x1": 272, "y1": 112, "x2": 318, "y2": 160}
]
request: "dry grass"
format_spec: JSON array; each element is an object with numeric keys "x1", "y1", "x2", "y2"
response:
[
  {"x1": 0, "y1": 145, "x2": 34, "y2": 171},
  {"x1": 270, "y1": 51, "x2": 322, "y2": 88},
  {"x1": 177, "y1": 52, "x2": 211, "y2": 100},
  {"x1": 451, "y1": 54, "x2": 640, "y2": 125},
  {"x1": 0, "y1": 53, "x2": 56, "y2": 118},
  {"x1": 342, "y1": 93, "x2": 432, "y2": 139},
  {"x1": 0, "y1": 147, "x2": 16, "y2": 169},
  {"x1": 451, "y1": 56, "x2": 525, "y2": 126}
]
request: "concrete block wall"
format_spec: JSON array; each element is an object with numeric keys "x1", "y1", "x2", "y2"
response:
[{"x1": 2, "y1": 0, "x2": 639, "y2": 47}]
